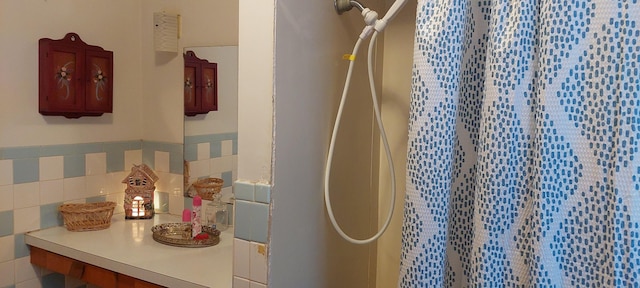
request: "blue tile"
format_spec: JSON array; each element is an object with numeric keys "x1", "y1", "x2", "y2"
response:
[
  {"x1": 170, "y1": 148, "x2": 184, "y2": 174},
  {"x1": 0, "y1": 210, "x2": 14, "y2": 236},
  {"x1": 86, "y1": 196, "x2": 107, "y2": 203},
  {"x1": 14, "y1": 233, "x2": 29, "y2": 258},
  {"x1": 234, "y1": 200, "x2": 252, "y2": 241},
  {"x1": 232, "y1": 139, "x2": 238, "y2": 155},
  {"x1": 184, "y1": 135, "x2": 208, "y2": 145},
  {"x1": 73, "y1": 143, "x2": 104, "y2": 154},
  {"x1": 106, "y1": 150, "x2": 125, "y2": 173},
  {"x1": 221, "y1": 171, "x2": 232, "y2": 188},
  {"x1": 184, "y1": 144, "x2": 198, "y2": 161},
  {"x1": 234, "y1": 181, "x2": 255, "y2": 201},
  {"x1": 13, "y1": 158, "x2": 39, "y2": 184},
  {"x1": 250, "y1": 202, "x2": 269, "y2": 243},
  {"x1": 210, "y1": 141, "x2": 222, "y2": 158},
  {"x1": 42, "y1": 272, "x2": 65, "y2": 288},
  {"x1": 142, "y1": 146, "x2": 155, "y2": 169},
  {"x1": 210, "y1": 133, "x2": 236, "y2": 142},
  {"x1": 2, "y1": 146, "x2": 40, "y2": 159},
  {"x1": 40, "y1": 144, "x2": 76, "y2": 157},
  {"x1": 40, "y1": 203, "x2": 64, "y2": 229},
  {"x1": 255, "y1": 183, "x2": 271, "y2": 204},
  {"x1": 64, "y1": 154, "x2": 85, "y2": 178},
  {"x1": 105, "y1": 144, "x2": 125, "y2": 173},
  {"x1": 184, "y1": 197, "x2": 193, "y2": 211}
]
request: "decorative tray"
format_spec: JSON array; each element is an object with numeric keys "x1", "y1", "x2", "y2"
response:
[{"x1": 151, "y1": 223, "x2": 220, "y2": 248}]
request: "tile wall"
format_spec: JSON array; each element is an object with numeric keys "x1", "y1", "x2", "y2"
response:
[
  {"x1": 0, "y1": 140, "x2": 183, "y2": 288},
  {"x1": 183, "y1": 132, "x2": 238, "y2": 218},
  {"x1": 232, "y1": 180, "x2": 270, "y2": 287}
]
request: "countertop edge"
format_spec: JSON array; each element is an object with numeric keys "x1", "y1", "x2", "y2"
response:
[{"x1": 25, "y1": 229, "x2": 208, "y2": 288}]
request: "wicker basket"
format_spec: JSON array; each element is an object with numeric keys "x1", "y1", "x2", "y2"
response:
[
  {"x1": 192, "y1": 178, "x2": 224, "y2": 200},
  {"x1": 58, "y1": 202, "x2": 116, "y2": 232}
]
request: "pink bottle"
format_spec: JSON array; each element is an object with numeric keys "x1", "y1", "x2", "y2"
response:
[{"x1": 191, "y1": 195, "x2": 202, "y2": 238}]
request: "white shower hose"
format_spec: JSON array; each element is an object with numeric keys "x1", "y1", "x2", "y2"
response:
[{"x1": 324, "y1": 30, "x2": 397, "y2": 245}]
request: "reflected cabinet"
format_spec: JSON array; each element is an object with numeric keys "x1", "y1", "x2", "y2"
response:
[
  {"x1": 39, "y1": 33, "x2": 113, "y2": 118},
  {"x1": 184, "y1": 51, "x2": 218, "y2": 116}
]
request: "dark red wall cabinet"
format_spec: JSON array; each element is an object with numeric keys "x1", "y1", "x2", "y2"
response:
[
  {"x1": 39, "y1": 33, "x2": 113, "y2": 118},
  {"x1": 184, "y1": 51, "x2": 218, "y2": 116}
]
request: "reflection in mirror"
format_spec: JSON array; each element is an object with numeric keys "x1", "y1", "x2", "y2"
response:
[{"x1": 183, "y1": 46, "x2": 238, "y2": 215}]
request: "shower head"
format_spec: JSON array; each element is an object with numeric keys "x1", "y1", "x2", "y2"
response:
[
  {"x1": 334, "y1": 0, "x2": 407, "y2": 33},
  {"x1": 334, "y1": 0, "x2": 366, "y2": 14}
]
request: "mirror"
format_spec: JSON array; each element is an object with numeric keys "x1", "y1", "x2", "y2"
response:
[{"x1": 183, "y1": 46, "x2": 239, "y2": 208}]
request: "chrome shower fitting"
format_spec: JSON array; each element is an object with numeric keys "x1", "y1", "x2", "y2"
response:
[{"x1": 334, "y1": 0, "x2": 366, "y2": 14}]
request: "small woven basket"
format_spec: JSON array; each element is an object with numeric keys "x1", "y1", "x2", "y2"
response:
[
  {"x1": 58, "y1": 202, "x2": 116, "y2": 232},
  {"x1": 192, "y1": 178, "x2": 224, "y2": 200}
]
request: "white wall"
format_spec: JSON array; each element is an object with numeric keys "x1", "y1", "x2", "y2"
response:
[
  {"x1": 0, "y1": 0, "x2": 143, "y2": 147},
  {"x1": 140, "y1": 0, "x2": 239, "y2": 143},
  {"x1": 376, "y1": 0, "x2": 416, "y2": 287},
  {"x1": 237, "y1": 0, "x2": 275, "y2": 182},
  {"x1": 264, "y1": 0, "x2": 385, "y2": 286}
]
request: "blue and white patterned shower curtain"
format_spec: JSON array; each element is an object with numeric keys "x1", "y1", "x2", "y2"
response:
[{"x1": 400, "y1": 0, "x2": 640, "y2": 286}]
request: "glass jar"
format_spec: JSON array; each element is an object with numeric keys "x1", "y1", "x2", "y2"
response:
[{"x1": 205, "y1": 196, "x2": 228, "y2": 231}]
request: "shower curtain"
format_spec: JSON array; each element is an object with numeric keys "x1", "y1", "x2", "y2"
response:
[{"x1": 400, "y1": 0, "x2": 639, "y2": 286}]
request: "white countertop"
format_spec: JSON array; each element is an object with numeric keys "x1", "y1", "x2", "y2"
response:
[{"x1": 25, "y1": 213, "x2": 233, "y2": 288}]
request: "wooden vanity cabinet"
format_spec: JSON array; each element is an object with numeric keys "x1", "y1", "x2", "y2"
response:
[
  {"x1": 39, "y1": 32, "x2": 113, "y2": 118},
  {"x1": 184, "y1": 50, "x2": 218, "y2": 116},
  {"x1": 30, "y1": 247, "x2": 163, "y2": 288}
]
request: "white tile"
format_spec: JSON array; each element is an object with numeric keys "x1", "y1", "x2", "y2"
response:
[
  {"x1": 160, "y1": 172, "x2": 183, "y2": 195},
  {"x1": 39, "y1": 156, "x2": 64, "y2": 181},
  {"x1": 0, "y1": 260, "x2": 15, "y2": 287},
  {"x1": 13, "y1": 182, "x2": 40, "y2": 209},
  {"x1": 106, "y1": 171, "x2": 127, "y2": 195},
  {"x1": 0, "y1": 185, "x2": 13, "y2": 211},
  {"x1": 250, "y1": 242, "x2": 268, "y2": 284},
  {"x1": 63, "y1": 177, "x2": 86, "y2": 201},
  {"x1": 85, "y1": 152, "x2": 107, "y2": 176},
  {"x1": 221, "y1": 140, "x2": 233, "y2": 156},
  {"x1": 211, "y1": 156, "x2": 234, "y2": 174},
  {"x1": 106, "y1": 192, "x2": 125, "y2": 215},
  {"x1": 168, "y1": 193, "x2": 185, "y2": 216},
  {"x1": 0, "y1": 160, "x2": 13, "y2": 186},
  {"x1": 221, "y1": 187, "x2": 233, "y2": 202},
  {"x1": 14, "y1": 206, "x2": 40, "y2": 234},
  {"x1": 154, "y1": 151, "x2": 170, "y2": 173},
  {"x1": 155, "y1": 171, "x2": 182, "y2": 194},
  {"x1": 40, "y1": 179, "x2": 64, "y2": 205},
  {"x1": 250, "y1": 282, "x2": 266, "y2": 288},
  {"x1": 15, "y1": 278, "x2": 42, "y2": 288},
  {"x1": 0, "y1": 236, "x2": 15, "y2": 262},
  {"x1": 234, "y1": 238, "x2": 251, "y2": 279},
  {"x1": 197, "y1": 142, "x2": 211, "y2": 160},
  {"x1": 85, "y1": 174, "x2": 107, "y2": 198},
  {"x1": 14, "y1": 256, "x2": 39, "y2": 284},
  {"x1": 233, "y1": 276, "x2": 251, "y2": 288},
  {"x1": 124, "y1": 150, "x2": 143, "y2": 169},
  {"x1": 190, "y1": 159, "x2": 210, "y2": 178}
]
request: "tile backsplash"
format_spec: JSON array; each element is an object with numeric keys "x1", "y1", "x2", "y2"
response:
[{"x1": 0, "y1": 140, "x2": 183, "y2": 288}]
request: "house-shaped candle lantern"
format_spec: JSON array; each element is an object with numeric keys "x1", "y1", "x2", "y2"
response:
[{"x1": 122, "y1": 164, "x2": 159, "y2": 219}]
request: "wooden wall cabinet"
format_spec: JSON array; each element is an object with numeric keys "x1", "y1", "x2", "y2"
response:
[
  {"x1": 39, "y1": 33, "x2": 113, "y2": 118},
  {"x1": 184, "y1": 50, "x2": 218, "y2": 116}
]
